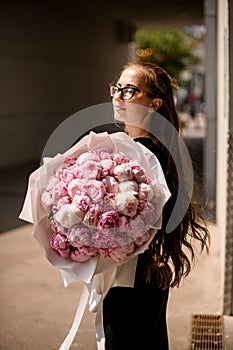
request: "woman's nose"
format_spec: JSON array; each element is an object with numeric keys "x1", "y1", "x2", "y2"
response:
[{"x1": 113, "y1": 91, "x2": 124, "y2": 101}]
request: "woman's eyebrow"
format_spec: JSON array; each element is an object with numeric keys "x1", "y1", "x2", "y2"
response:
[
  {"x1": 126, "y1": 84, "x2": 137, "y2": 88},
  {"x1": 116, "y1": 83, "x2": 137, "y2": 88}
]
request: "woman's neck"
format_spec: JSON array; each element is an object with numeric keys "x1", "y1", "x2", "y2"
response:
[{"x1": 125, "y1": 125, "x2": 150, "y2": 139}]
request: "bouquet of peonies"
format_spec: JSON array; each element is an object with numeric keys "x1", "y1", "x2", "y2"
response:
[
  {"x1": 41, "y1": 146, "x2": 163, "y2": 264},
  {"x1": 20, "y1": 131, "x2": 170, "y2": 282}
]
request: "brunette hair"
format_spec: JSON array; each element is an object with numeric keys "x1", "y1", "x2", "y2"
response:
[{"x1": 119, "y1": 61, "x2": 210, "y2": 289}]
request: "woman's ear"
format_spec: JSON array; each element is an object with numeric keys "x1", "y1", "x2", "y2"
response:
[{"x1": 151, "y1": 98, "x2": 163, "y2": 111}]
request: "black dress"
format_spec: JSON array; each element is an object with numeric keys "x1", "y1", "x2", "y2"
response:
[{"x1": 103, "y1": 137, "x2": 170, "y2": 350}]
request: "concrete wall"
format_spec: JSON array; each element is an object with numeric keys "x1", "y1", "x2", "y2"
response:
[
  {"x1": 216, "y1": 0, "x2": 230, "y2": 312},
  {"x1": 203, "y1": 0, "x2": 217, "y2": 214},
  {"x1": 0, "y1": 1, "x2": 129, "y2": 168}
]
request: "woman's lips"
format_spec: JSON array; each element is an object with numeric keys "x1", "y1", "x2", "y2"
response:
[{"x1": 114, "y1": 103, "x2": 127, "y2": 111}]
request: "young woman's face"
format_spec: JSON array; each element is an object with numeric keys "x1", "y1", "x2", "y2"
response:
[
  {"x1": 111, "y1": 67, "x2": 156, "y2": 127},
  {"x1": 113, "y1": 68, "x2": 153, "y2": 108}
]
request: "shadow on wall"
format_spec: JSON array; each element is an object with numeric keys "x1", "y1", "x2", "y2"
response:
[{"x1": 0, "y1": 160, "x2": 40, "y2": 233}]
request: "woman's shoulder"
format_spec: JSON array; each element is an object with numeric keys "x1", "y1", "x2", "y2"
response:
[{"x1": 134, "y1": 137, "x2": 168, "y2": 173}]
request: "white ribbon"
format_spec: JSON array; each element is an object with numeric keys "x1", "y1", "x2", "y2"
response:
[
  {"x1": 58, "y1": 258, "x2": 139, "y2": 350},
  {"x1": 59, "y1": 283, "x2": 90, "y2": 350},
  {"x1": 59, "y1": 275, "x2": 106, "y2": 350}
]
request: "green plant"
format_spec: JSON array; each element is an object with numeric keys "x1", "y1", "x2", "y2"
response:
[{"x1": 135, "y1": 28, "x2": 202, "y2": 84}]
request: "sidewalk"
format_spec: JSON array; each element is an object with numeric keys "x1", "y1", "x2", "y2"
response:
[{"x1": 0, "y1": 224, "x2": 96, "y2": 350}]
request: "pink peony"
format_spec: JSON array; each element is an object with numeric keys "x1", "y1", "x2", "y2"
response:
[
  {"x1": 50, "y1": 218, "x2": 67, "y2": 235},
  {"x1": 115, "y1": 191, "x2": 139, "y2": 217},
  {"x1": 103, "y1": 193, "x2": 116, "y2": 211},
  {"x1": 55, "y1": 204, "x2": 84, "y2": 228},
  {"x1": 113, "y1": 163, "x2": 133, "y2": 181},
  {"x1": 138, "y1": 198, "x2": 147, "y2": 212},
  {"x1": 77, "y1": 160, "x2": 101, "y2": 179},
  {"x1": 127, "y1": 215, "x2": 145, "y2": 239},
  {"x1": 103, "y1": 175, "x2": 119, "y2": 193},
  {"x1": 51, "y1": 181, "x2": 68, "y2": 202},
  {"x1": 67, "y1": 178, "x2": 82, "y2": 198},
  {"x1": 129, "y1": 160, "x2": 147, "y2": 182},
  {"x1": 57, "y1": 196, "x2": 71, "y2": 210},
  {"x1": 150, "y1": 180, "x2": 163, "y2": 203},
  {"x1": 80, "y1": 179, "x2": 105, "y2": 203},
  {"x1": 41, "y1": 190, "x2": 54, "y2": 213},
  {"x1": 140, "y1": 202, "x2": 156, "y2": 226},
  {"x1": 83, "y1": 203, "x2": 102, "y2": 227},
  {"x1": 94, "y1": 148, "x2": 113, "y2": 160},
  {"x1": 61, "y1": 166, "x2": 77, "y2": 183},
  {"x1": 72, "y1": 192, "x2": 91, "y2": 212},
  {"x1": 109, "y1": 242, "x2": 135, "y2": 262},
  {"x1": 76, "y1": 152, "x2": 100, "y2": 165},
  {"x1": 117, "y1": 215, "x2": 129, "y2": 233},
  {"x1": 112, "y1": 152, "x2": 129, "y2": 164},
  {"x1": 46, "y1": 175, "x2": 60, "y2": 191},
  {"x1": 68, "y1": 225, "x2": 92, "y2": 247},
  {"x1": 64, "y1": 157, "x2": 77, "y2": 167},
  {"x1": 100, "y1": 159, "x2": 116, "y2": 176},
  {"x1": 78, "y1": 245, "x2": 98, "y2": 256},
  {"x1": 92, "y1": 230, "x2": 118, "y2": 249},
  {"x1": 70, "y1": 249, "x2": 93, "y2": 262},
  {"x1": 138, "y1": 183, "x2": 154, "y2": 201},
  {"x1": 50, "y1": 234, "x2": 71, "y2": 258},
  {"x1": 118, "y1": 180, "x2": 138, "y2": 193},
  {"x1": 97, "y1": 211, "x2": 119, "y2": 231}
]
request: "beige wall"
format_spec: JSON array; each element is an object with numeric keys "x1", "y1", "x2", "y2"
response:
[{"x1": 0, "y1": 1, "x2": 129, "y2": 168}]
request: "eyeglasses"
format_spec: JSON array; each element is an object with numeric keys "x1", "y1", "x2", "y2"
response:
[{"x1": 109, "y1": 84, "x2": 153, "y2": 100}]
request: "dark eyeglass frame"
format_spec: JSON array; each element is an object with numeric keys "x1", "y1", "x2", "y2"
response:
[{"x1": 109, "y1": 84, "x2": 154, "y2": 100}]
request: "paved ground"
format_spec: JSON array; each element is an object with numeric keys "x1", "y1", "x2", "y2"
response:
[{"x1": 0, "y1": 115, "x2": 233, "y2": 349}]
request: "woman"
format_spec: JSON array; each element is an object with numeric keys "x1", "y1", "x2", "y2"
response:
[{"x1": 103, "y1": 62, "x2": 210, "y2": 349}]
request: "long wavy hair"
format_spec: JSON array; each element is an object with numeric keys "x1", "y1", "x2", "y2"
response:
[{"x1": 118, "y1": 61, "x2": 210, "y2": 290}]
